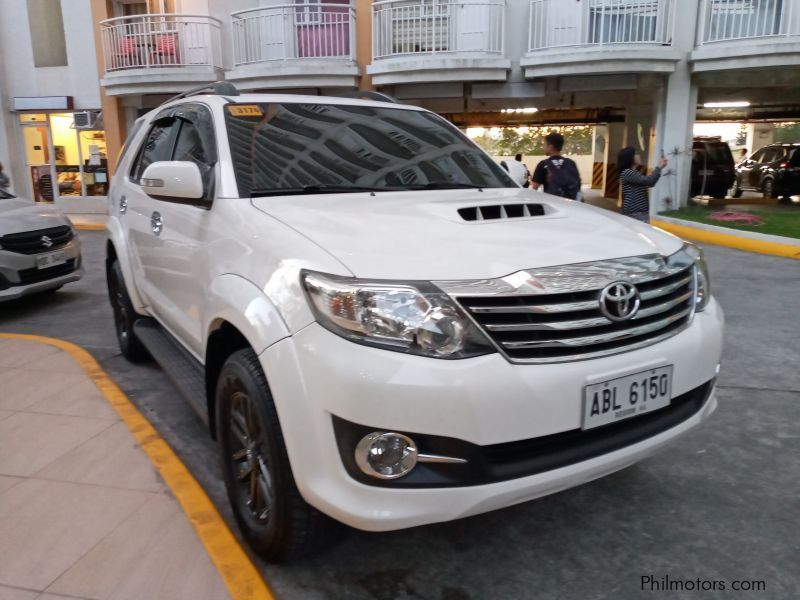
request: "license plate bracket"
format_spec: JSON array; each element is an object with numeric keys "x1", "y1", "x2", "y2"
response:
[
  {"x1": 582, "y1": 366, "x2": 673, "y2": 430},
  {"x1": 36, "y1": 250, "x2": 67, "y2": 270}
]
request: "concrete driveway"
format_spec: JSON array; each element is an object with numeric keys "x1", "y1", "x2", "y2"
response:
[{"x1": 1, "y1": 230, "x2": 797, "y2": 600}]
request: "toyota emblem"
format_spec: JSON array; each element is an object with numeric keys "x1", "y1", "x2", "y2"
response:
[
  {"x1": 40, "y1": 235, "x2": 54, "y2": 249},
  {"x1": 599, "y1": 281, "x2": 640, "y2": 322}
]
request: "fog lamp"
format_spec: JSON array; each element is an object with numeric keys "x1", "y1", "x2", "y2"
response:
[{"x1": 355, "y1": 432, "x2": 418, "y2": 479}]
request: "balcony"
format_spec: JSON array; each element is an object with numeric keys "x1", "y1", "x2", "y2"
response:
[
  {"x1": 367, "y1": 0, "x2": 510, "y2": 86},
  {"x1": 99, "y1": 14, "x2": 223, "y2": 96},
  {"x1": 521, "y1": 0, "x2": 681, "y2": 78},
  {"x1": 692, "y1": 0, "x2": 800, "y2": 72},
  {"x1": 226, "y1": 3, "x2": 359, "y2": 90}
]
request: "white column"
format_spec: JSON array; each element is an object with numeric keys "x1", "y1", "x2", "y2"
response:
[
  {"x1": 591, "y1": 125, "x2": 608, "y2": 189},
  {"x1": 0, "y1": 53, "x2": 20, "y2": 196},
  {"x1": 652, "y1": 0, "x2": 699, "y2": 213},
  {"x1": 745, "y1": 123, "x2": 774, "y2": 153}
]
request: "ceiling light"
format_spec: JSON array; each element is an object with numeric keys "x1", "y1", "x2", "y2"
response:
[
  {"x1": 703, "y1": 101, "x2": 751, "y2": 109},
  {"x1": 500, "y1": 108, "x2": 539, "y2": 114}
]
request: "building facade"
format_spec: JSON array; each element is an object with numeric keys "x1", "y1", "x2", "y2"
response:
[{"x1": 2, "y1": 0, "x2": 799, "y2": 214}]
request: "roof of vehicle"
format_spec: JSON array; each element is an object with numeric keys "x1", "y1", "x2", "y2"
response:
[{"x1": 765, "y1": 142, "x2": 800, "y2": 147}]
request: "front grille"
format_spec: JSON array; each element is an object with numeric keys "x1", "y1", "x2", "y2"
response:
[
  {"x1": 457, "y1": 257, "x2": 696, "y2": 363},
  {"x1": 16, "y1": 259, "x2": 77, "y2": 286},
  {"x1": 0, "y1": 226, "x2": 74, "y2": 255}
]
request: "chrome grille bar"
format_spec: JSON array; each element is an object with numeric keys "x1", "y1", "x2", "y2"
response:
[
  {"x1": 445, "y1": 251, "x2": 697, "y2": 364},
  {"x1": 500, "y1": 307, "x2": 693, "y2": 350}
]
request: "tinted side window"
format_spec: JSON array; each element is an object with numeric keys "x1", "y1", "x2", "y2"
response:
[
  {"x1": 762, "y1": 148, "x2": 781, "y2": 164},
  {"x1": 173, "y1": 121, "x2": 209, "y2": 167},
  {"x1": 750, "y1": 149, "x2": 766, "y2": 163},
  {"x1": 130, "y1": 120, "x2": 177, "y2": 183},
  {"x1": 173, "y1": 119, "x2": 215, "y2": 198}
]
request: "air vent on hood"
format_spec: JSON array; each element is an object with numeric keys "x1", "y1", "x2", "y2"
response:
[{"x1": 458, "y1": 203, "x2": 546, "y2": 222}]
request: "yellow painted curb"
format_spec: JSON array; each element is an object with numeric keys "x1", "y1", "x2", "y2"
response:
[
  {"x1": 0, "y1": 333, "x2": 275, "y2": 600},
  {"x1": 652, "y1": 219, "x2": 800, "y2": 260},
  {"x1": 70, "y1": 222, "x2": 107, "y2": 231}
]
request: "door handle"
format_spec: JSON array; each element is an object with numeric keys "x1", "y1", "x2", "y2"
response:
[
  {"x1": 119, "y1": 195, "x2": 128, "y2": 215},
  {"x1": 151, "y1": 211, "x2": 163, "y2": 236}
]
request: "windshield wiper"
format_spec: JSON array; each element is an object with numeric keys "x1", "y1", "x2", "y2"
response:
[{"x1": 251, "y1": 185, "x2": 385, "y2": 197}]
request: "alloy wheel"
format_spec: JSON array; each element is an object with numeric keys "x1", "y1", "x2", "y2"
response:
[
  {"x1": 110, "y1": 275, "x2": 129, "y2": 344},
  {"x1": 229, "y1": 390, "x2": 274, "y2": 524}
]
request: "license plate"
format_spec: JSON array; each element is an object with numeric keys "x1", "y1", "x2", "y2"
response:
[
  {"x1": 582, "y1": 366, "x2": 673, "y2": 430},
  {"x1": 36, "y1": 250, "x2": 67, "y2": 270}
]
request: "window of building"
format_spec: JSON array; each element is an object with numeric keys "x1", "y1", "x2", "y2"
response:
[
  {"x1": 27, "y1": 0, "x2": 68, "y2": 67},
  {"x1": 18, "y1": 112, "x2": 109, "y2": 203}
]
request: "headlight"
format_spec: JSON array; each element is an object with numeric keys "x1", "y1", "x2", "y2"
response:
[
  {"x1": 684, "y1": 243, "x2": 710, "y2": 311},
  {"x1": 302, "y1": 271, "x2": 495, "y2": 359}
]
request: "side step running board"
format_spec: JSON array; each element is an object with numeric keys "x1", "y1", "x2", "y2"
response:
[{"x1": 133, "y1": 318, "x2": 208, "y2": 425}]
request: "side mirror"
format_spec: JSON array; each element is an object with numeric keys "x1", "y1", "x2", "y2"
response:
[{"x1": 140, "y1": 161, "x2": 209, "y2": 207}]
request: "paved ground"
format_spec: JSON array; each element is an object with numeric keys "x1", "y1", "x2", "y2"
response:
[
  {"x1": 1, "y1": 230, "x2": 798, "y2": 600},
  {"x1": 0, "y1": 338, "x2": 230, "y2": 600}
]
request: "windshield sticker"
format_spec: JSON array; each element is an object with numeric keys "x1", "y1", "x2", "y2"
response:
[{"x1": 227, "y1": 104, "x2": 264, "y2": 117}]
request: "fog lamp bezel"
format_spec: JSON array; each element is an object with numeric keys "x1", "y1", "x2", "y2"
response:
[{"x1": 354, "y1": 431, "x2": 419, "y2": 480}]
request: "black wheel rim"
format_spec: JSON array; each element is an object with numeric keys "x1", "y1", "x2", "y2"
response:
[
  {"x1": 229, "y1": 390, "x2": 274, "y2": 524},
  {"x1": 110, "y1": 273, "x2": 129, "y2": 344}
]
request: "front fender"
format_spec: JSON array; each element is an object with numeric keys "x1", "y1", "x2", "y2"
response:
[
  {"x1": 204, "y1": 274, "x2": 290, "y2": 356},
  {"x1": 106, "y1": 217, "x2": 147, "y2": 313}
]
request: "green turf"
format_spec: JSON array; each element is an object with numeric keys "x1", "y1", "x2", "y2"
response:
[{"x1": 660, "y1": 205, "x2": 800, "y2": 240}]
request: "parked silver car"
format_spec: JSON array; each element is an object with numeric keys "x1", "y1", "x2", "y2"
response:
[{"x1": 0, "y1": 189, "x2": 82, "y2": 301}]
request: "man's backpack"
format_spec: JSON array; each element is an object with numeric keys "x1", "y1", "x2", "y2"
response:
[{"x1": 546, "y1": 158, "x2": 581, "y2": 200}]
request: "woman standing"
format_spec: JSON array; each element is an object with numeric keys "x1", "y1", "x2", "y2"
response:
[{"x1": 618, "y1": 147, "x2": 668, "y2": 223}]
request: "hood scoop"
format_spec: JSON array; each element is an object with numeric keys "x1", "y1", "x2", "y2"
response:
[{"x1": 458, "y1": 203, "x2": 546, "y2": 222}]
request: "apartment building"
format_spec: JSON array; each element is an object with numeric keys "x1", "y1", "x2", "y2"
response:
[{"x1": 1, "y1": 0, "x2": 799, "y2": 214}]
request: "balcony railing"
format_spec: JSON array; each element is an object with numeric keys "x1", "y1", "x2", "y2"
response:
[
  {"x1": 232, "y1": 3, "x2": 355, "y2": 65},
  {"x1": 528, "y1": 0, "x2": 673, "y2": 51},
  {"x1": 372, "y1": 0, "x2": 505, "y2": 60},
  {"x1": 100, "y1": 14, "x2": 222, "y2": 72},
  {"x1": 698, "y1": 0, "x2": 798, "y2": 44}
]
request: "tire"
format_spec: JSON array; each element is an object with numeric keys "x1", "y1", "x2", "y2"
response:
[
  {"x1": 106, "y1": 260, "x2": 149, "y2": 362},
  {"x1": 730, "y1": 178, "x2": 743, "y2": 198},
  {"x1": 217, "y1": 348, "x2": 340, "y2": 562},
  {"x1": 763, "y1": 178, "x2": 775, "y2": 199}
]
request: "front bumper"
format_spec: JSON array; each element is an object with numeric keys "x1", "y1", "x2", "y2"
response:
[
  {"x1": 0, "y1": 239, "x2": 82, "y2": 301},
  {"x1": 261, "y1": 298, "x2": 724, "y2": 531}
]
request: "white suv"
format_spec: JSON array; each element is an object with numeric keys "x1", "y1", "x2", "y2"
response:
[{"x1": 106, "y1": 84, "x2": 724, "y2": 561}]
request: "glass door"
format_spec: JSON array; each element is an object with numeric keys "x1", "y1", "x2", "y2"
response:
[{"x1": 20, "y1": 115, "x2": 56, "y2": 203}]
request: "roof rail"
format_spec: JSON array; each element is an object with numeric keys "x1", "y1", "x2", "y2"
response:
[
  {"x1": 337, "y1": 91, "x2": 400, "y2": 104},
  {"x1": 162, "y1": 81, "x2": 240, "y2": 107}
]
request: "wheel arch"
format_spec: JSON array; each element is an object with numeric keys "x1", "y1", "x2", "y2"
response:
[{"x1": 203, "y1": 274, "x2": 291, "y2": 439}]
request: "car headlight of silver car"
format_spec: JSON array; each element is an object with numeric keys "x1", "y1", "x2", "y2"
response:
[
  {"x1": 683, "y1": 243, "x2": 711, "y2": 311},
  {"x1": 302, "y1": 271, "x2": 495, "y2": 358}
]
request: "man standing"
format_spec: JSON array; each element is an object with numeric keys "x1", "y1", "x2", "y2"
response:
[{"x1": 531, "y1": 133, "x2": 582, "y2": 200}]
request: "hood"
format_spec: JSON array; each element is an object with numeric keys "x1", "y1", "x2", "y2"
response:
[
  {"x1": 0, "y1": 200, "x2": 71, "y2": 237},
  {"x1": 251, "y1": 188, "x2": 683, "y2": 280}
]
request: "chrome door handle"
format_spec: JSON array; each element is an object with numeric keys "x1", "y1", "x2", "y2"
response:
[
  {"x1": 150, "y1": 211, "x2": 163, "y2": 236},
  {"x1": 119, "y1": 195, "x2": 128, "y2": 215}
]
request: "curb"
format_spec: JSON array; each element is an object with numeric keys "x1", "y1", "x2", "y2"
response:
[
  {"x1": 652, "y1": 217, "x2": 800, "y2": 260},
  {"x1": 0, "y1": 333, "x2": 275, "y2": 600},
  {"x1": 67, "y1": 219, "x2": 106, "y2": 232}
]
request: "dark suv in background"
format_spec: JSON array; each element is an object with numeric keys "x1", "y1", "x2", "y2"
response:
[
  {"x1": 691, "y1": 137, "x2": 736, "y2": 199},
  {"x1": 733, "y1": 143, "x2": 800, "y2": 200}
]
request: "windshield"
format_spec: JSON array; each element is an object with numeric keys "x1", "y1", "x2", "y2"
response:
[{"x1": 224, "y1": 102, "x2": 516, "y2": 197}]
